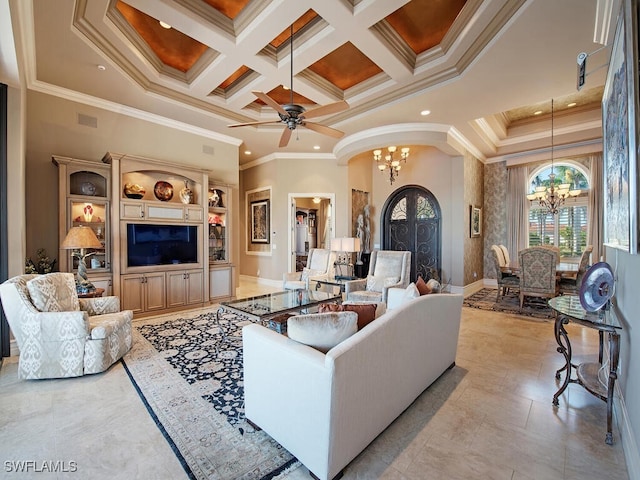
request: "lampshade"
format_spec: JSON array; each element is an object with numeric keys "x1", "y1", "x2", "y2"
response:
[
  {"x1": 61, "y1": 226, "x2": 102, "y2": 249},
  {"x1": 330, "y1": 237, "x2": 361, "y2": 252}
]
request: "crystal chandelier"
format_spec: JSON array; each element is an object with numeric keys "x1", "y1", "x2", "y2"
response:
[
  {"x1": 373, "y1": 146, "x2": 410, "y2": 184},
  {"x1": 526, "y1": 99, "x2": 581, "y2": 214}
]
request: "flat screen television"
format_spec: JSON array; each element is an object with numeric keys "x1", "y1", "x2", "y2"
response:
[{"x1": 127, "y1": 223, "x2": 198, "y2": 267}]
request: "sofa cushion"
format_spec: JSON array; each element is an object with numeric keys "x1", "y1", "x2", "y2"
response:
[
  {"x1": 287, "y1": 311, "x2": 358, "y2": 353},
  {"x1": 366, "y1": 275, "x2": 399, "y2": 293},
  {"x1": 27, "y1": 273, "x2": 79, "y2": 312},
  {"x1": 319, "y1": 302, "x2": 377, "y2": 330}
]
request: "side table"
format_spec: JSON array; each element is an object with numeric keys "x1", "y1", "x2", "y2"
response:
[
  {"x1": 548, "y1": 295, "x2": 622, "y2": 445},
  {"x1": 78, "y1": 288, "x2": 105, "y2": 298}
]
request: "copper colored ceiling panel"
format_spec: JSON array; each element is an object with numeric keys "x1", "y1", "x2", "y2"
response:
[
  {"x1": 201, "y1": 0, "x2": 251, "y2": 19},
  {"x1": 386, "y1": 0, "x2": 467, "y2": 54},
  {"x1": 308, "y1": 42, "x2": 382, "y2": 91},
  {"x1": 260, "y1": 86, "x2": 314, "y2": 107},
  {"x1": 116, "y1": 1, "x2": 208, "y2": 73},
  {"x1": 218, "y1": 66, "x2": 252, "y2": 90},
  {"x1": 270, "y1": 10, "x2": 318, "y2": 49}
]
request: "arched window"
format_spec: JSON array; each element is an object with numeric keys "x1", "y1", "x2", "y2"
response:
[{"x1": 527, "y1": 161, "x2": 590, "y2": 258}]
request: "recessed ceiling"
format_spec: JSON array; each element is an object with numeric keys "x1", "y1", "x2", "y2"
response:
[{"x1": 13, "y1": 0, "x2": 609, "y2": 164}]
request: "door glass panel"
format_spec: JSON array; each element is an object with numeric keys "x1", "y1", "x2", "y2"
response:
[
  {"x1": 416, "y1": 194, "x2": 436, "y2": 219},
  {"x1": 391, "y1": 198, "x2": 407, "y2": 220}
]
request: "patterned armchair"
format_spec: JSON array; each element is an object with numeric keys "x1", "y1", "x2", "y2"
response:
[
  {"x1": 0, "y1": 273, "x2": 133, "y2": 379},
  {"x1": 283, "y1": 248, "x2": 336, "y2": 290},
  {"x1": 518, "y1": 247, "x2": 560, "y2": 308},
  {"x1": 491, "y1": 245, "x2": 519, "y2": 303},
  {"x1": 559, "y1": 245, "x2": 593, "y2": 295},
  {"x1": 344, "y1": 250, "x2": 411, "y2": 303}
]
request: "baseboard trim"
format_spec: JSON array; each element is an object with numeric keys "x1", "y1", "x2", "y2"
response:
[{"x1": 615, "y1": 385, "x2": 639, "y2": 479}]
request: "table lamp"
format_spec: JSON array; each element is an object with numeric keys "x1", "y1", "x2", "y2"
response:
[
  {"x1": 61, "y1": 226, "x2": 103, "y2": 292},
  {"x1": 331, "y1": 237, "x2": 361, "y2": 279}
]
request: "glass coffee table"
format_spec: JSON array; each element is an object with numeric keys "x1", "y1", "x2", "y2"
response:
[{"x1": 216, "y1": 289, "x2": 342, "y2": 338}]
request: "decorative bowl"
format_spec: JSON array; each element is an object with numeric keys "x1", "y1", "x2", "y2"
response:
[{"x1": 154, "y1": 181, "x2": 173, "y2": 201}]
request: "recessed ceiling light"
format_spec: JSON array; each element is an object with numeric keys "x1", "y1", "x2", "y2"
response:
[
  {"x1": 567, "y1": 102, "x2": 577, "y2": 107},
  {"x1": 534, "y1": 110, "x2": 543, "y2": 115},
  {"x1": 244, "y1": 150, "x2": 251, "y2": 155},
  {"x1": 97, "y1": 65, "x2": 106, "y2": 71},
  {"x1": 420, "y1": 110, "x2": 431, "y2": 116},
  {"x1": 313, "y1": 145, "x2": 320, "y2": 150},
  {"x1": 159, "y1": 21, "x2": 171, "y2": 29}
]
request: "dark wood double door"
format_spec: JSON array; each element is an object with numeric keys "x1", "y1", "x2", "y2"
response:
[{"x1": 381, "y1": 185, "x2": 441, "y2": 283}]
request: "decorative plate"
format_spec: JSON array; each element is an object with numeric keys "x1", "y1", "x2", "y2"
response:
[
  {"x1": 579, "y1": 262, "x2": 615, "y2": 312},
  {"x1": 81, "y1": 182, "x2": 96, "y2": 196},
  {"x1": 123, "y1": 183, "x2": 145, "y2": 199},
  {"x1": 154, "y1": 181, "x2": 173, "y2": 201}
]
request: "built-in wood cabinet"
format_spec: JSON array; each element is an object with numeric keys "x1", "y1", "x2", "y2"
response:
[
  {"x1": 120, "y1": 272, "x2": 166, "y2": 314},
  {"x1": 53, "y1": 155, "x2": 113, "y2": 294},
  {"x1": 166, "y1": 269, "x2": 205, "y2": 308}
]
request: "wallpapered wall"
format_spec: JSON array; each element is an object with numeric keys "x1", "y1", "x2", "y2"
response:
[
  {"x1": 483, "y1": 161, "x2": 508, "y2": 280},
  {"x1": 463, "y1": 153, "x2": 485, "y2": 285}
]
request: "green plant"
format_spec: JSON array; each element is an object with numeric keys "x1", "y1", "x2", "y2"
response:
[{"x1": 25, "y1": 248, "x2": 56, "y2": 274}]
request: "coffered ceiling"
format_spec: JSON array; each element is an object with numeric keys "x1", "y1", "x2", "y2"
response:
[{"x1": 6, "y1": 0, "x2": 612, "y2": 165}]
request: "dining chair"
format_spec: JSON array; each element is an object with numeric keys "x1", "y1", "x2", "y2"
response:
[
  {"x1": 559, "y1": 245, "x2": 593, "y2": 295},
  {"x1": 491, "y1": 246, "x2": 519, "y2": 303},
  {"x1": 518, "y1": 246, "x2": 560, "y2": 308}
]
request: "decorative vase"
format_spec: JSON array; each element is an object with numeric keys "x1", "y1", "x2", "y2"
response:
[
  {"x1": 179, "y1": 180, "x2": 193, "y2": 205},
  {"x1": 83, "y1": 203, "x2": 93, "y2": 222}
]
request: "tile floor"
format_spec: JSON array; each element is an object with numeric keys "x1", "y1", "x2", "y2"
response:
[{"x1": 0, "y1": 281, "x2": 630, "y2": 480}]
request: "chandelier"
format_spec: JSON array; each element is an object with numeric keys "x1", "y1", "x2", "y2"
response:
[
  {"x1": 526, "y1": 99, "x2": 581, "y2": 214},
  {"x1": 373, "y1": 146, "x2": 410, "y2": 184}
]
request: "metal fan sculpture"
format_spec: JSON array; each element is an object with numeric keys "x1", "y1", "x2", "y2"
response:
[
  {"x1": 228, "y1": 25, "x2": 349, "y2": 147},
  {"x1": 579, "y1": 262, "x2": 615, "y2": 312}
]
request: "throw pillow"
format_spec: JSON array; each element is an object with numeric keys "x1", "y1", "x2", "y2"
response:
[
  {"x1": 426, "y1": 279, "x2": 441, "y2": 293},
  {"x1": 319, "y1": 302, "x2": 377, "y2": 330},
  {"x1": 287, "y1": 311, "x2": 358, "y2": 353},
  {"x1": 365, "y1": 275, "x2": 400, "y2": 293},
  {"x1": 415, "y1": 276, "x2": 432, "y2": 295},
  {"x1": 27, "y1": 273, "x2": 79, "y2": 312},
  {"x1": 402, "y1": 282, "x2": 420, "y2": 302}
]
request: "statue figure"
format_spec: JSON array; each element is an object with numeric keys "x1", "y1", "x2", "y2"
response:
[
  {"x1": 356, "y1": 213, "x2": 365, "y2": 264},
  {"x1": 363, "y1": 204, "x2": 371, "y2": 254}
]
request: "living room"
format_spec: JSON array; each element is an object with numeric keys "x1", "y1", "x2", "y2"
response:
[{"x1": 1, "y1": 0, "x2": 639, "y2": 479}]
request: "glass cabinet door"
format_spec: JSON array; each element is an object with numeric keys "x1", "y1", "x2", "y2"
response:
[{"x1": 68, "y1": 199, "x2": 109, "y2": 271}]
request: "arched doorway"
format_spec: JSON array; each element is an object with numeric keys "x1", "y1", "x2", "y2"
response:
[{"x1": 381, "y1": 185, "x2": 441, "y2": 282}]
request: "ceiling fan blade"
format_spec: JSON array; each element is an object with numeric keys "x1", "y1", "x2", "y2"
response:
[
  {"x1": 252, "y1": 91, "x2": 288, "y2": 116},
  {"x1": 303, "y1": 121, "x2": 344, "y2": 138},
  {"x1": 279, "y1": 127, "x2": 293, "y2": 147},
  {"x1": 303, "y1": 100, "x2": 349, "y2": 119},
  {"x1": 227, "y1": 120, "x2": 281, "y2": 128}
]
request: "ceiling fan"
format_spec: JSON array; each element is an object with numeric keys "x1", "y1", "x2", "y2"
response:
[{"x1": 228, "y1": 25, "x2": 349, "y2": 147}]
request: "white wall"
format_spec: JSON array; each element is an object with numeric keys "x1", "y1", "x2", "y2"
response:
[{"x1": 605, "y1": 246, "x2": 640, "y2": 478}]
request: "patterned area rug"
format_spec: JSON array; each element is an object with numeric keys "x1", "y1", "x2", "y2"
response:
[
  {"x1": 122, "y1": 307, "x2": 300, "y2": 480},
  {"x1": 463, "y1": 288, "x2": 555, "y2": 320}
]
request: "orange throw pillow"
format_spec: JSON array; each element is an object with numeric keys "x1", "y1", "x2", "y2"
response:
[
  {"x1": 415, "y1": 276, "x2": 432, "y2": 296},
  {"x1": 319, "y1": 303, "x2": 377, "y2": 330}
]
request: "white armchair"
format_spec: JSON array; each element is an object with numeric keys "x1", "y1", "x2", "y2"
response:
[
  {"x1": 0, "y1": 273, "x2": 133, "y2": 379},
  {"x1": 344, "y1": 250, "x2": 411, "y2": 303},
  {"x1": 283, "y1": 248, "x2": 335, "y2": 290}
]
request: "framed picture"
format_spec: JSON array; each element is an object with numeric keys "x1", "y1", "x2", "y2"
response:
[
  {"x1": 470, "y1": 206, "x2": 481, "y2": 238},
  {"x1": 602, "y1": 0, "x2": 639, "y2": 254},
  {"x1": 251, "y1": 200, "x2": 270, "y2": 244}
]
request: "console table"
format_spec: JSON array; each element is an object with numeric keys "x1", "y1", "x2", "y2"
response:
[{"x1": 548, "y1": 295, "x2": 622, "y2": 445}]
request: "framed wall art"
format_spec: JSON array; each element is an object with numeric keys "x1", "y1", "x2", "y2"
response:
[
  {"x1": 251, "y1": 200, "x2": 270, "y2": 244},
  {"x1": 470, "y1": 206, "x2": 481, "y2": 238},
  {"x1": 602, "y1": 0, "x2": 639, "y2": 254}
]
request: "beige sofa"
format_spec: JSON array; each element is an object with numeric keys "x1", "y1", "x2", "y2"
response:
[{"x1": 243, "y1": 292, "x2": 463, "y2": 480}]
